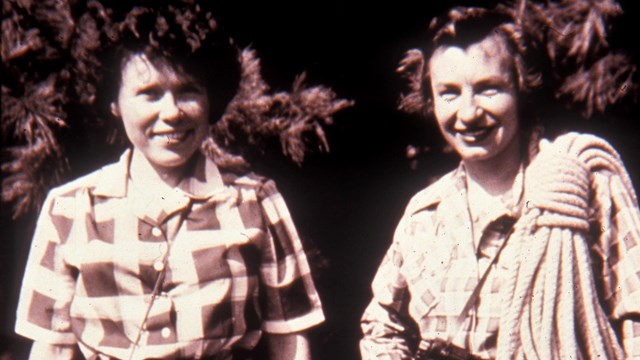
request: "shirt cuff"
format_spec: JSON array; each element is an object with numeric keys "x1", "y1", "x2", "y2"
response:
[
  {"x1": 15, "y1": 319, "x2": 77, "y2": 345},
  {"x1": 262, "y1": 308, "x2": 325, "y2": 334}
]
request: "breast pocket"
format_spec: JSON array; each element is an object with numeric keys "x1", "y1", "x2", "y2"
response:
[{"x1": 179, "y1": 228, "x2": 266, "y2": 283}]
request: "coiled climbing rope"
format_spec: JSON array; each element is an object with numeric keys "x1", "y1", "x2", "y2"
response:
[{"x1": 495, "y1": 132, "x2": 636, "y2": 359}]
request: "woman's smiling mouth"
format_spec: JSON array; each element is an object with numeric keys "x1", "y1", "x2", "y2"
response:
[
  {"x1": 456, "y1": 126, "x2": 495, "y2": 144},
  {"x1": 154, "y1": 129, "x2": 194, "y2": 145}
]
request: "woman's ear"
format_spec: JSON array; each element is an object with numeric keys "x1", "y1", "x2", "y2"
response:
[{"x1": 110, "y1": 102, "x2": 120, "y2": 118}]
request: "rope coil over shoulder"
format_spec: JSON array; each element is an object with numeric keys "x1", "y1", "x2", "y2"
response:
[{"x1": 496, "y1": 132, "x2": 630, "y2": 359}]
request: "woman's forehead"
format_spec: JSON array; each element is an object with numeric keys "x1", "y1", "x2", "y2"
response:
[
  {"x1": 429, "y1": 33, "x2": 514, "y2": 74},
  {"x1": 120, "y1": 53, "x2": 196, "y2": 85}
]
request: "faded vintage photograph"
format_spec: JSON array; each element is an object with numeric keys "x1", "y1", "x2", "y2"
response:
[{"x1": 2, "y1": 1, "x2": 640, "y2": 359}]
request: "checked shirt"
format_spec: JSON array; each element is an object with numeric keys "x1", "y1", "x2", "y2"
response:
[
  {"x1": 361, "y1": 149, "x2": 640, "y2": 359},
  {"x1": 16, "y1": 149, "x2": 324, "y2": 359}
]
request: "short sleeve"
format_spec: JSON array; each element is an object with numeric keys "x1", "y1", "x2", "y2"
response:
[
  {"x1": 256, "y1": 180, "x2": 324, "y2": 334},
  {"x1": 15, "y1": 190, "x2": 79, "y2": 345}
]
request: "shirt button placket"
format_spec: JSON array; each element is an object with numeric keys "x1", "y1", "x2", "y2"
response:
[{"x1": 151, "y1": 226, "x2": 167, "y2": 272}]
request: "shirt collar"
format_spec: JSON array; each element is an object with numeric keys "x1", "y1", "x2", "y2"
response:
[
  {"x1": 92, "y1": 148, "x2": 226, "y2": 200},
  {"x1": 92, "y1": 149, "x2": 131, "y2": 198},
  {"x1": 407, "y1": 164, "x2": 467, "y2": 215},
  {"x1": 407, "y1": 161, "x2": 523, "y2": 218},
  {"x1": 176, "y1": 151, "x2": 225, "y2": 200}
]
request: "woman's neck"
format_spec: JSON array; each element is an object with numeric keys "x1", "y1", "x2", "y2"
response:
[
  {"x1": 129, "y1": 149, "x2": 190, "y2": 190},
  {"x1": 463, "y1": 143, "x2": 522, "y2": 197}
]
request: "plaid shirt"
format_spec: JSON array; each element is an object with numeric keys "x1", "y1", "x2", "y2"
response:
[
  {"x1": 361, "y1": 150, "x2": 640, "y2": 359},
  {"x1": 16, "y1": 149, "x2": 324, "y2": 359}
]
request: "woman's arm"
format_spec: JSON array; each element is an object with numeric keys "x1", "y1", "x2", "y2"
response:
[
  {"x1": 360, "y1": 219, "x2": 414, "y2": 360},
  {"x1": 360, "y1": 301, "x2": 414, "y2": 359},
  {"x1": 266, "y1": 332, "x2": 311, "y2": 360},
  {"x1": 15, "y1": 190, "x2": 79, "y2": 349}
]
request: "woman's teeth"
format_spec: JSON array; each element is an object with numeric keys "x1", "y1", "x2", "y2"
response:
[
  {"x1": 159, "y1": 130, "x2": 190, "y2": 144},
  {"x1": 459, "y1": 128, "x2": 491, "y2": 142}
]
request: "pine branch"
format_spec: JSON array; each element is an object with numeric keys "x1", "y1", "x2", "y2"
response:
[
  {"x1": 557, "y1": 52, "x2": 636, "y2": 117},
  {"x1": 216, "y1": 48, "x2": 353, "y2": 165},
  {"x1": 520, "y1": 0, "x2": 634, "y2": 116}
]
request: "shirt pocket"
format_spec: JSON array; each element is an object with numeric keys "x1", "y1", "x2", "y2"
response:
[{"x1": 174, "y1": 228, "x2": 266, "y2": 284}]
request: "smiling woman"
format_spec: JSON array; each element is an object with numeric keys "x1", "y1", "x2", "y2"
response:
[
  {"x1": 112, "y1": 54, "x2": 211, "y2": 185},
  {"x1": 13, "y1": 2, "x2": 328, "y2": 359},
  {"x1": 429, "y1": 33, "x2": 521, "y2": 185},
  {"x1": 361, "y1": 5, "x2": 640, "y2": 360}
]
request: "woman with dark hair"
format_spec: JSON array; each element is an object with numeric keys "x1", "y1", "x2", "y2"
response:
[
  {"x1": 361, "y1": 5, "x2": 640, "y2": 359},
  {"x1": 15, "y1": 3, "x2": 325, "y2": 359}
]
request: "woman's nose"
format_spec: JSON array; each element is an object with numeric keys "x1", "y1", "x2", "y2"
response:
[
  {"x1": 457, "y1": 94, "x2": 483, "y2": 123},
  {"x1": 158, "y1": 92, "x2": 181, "y2": 121}
]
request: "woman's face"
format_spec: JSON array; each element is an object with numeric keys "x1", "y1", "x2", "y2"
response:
[
  {"x1": 428, "y1": 34, "x2": 520, "y2": 167},
  {"x1": 112, "y1": 53, "x2": 209, "y2": 172}
]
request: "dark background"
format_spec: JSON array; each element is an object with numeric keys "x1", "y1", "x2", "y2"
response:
[{"x1": 2, "y1": 2, "x2": 639, "y2": 359}]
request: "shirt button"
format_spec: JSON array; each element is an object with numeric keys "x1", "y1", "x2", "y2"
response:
[
  {"x1": 161, "y1": 327, "x2": 171, "y2": 339},
  {"x1": 151, "y1": 227, "x2": 162, "y2": 237},
  {"x1": 153, "y1": 260, "x2": 165, "y2": 271}
]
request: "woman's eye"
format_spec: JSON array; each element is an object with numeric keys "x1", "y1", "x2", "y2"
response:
[
  {"x1": 480, "y1": 88, "x2": 499, "y2": 96},
  {"x1": 477, "y1": 84, "x2": 502, "y2": 97},
  {"x1": 139, "y1": 88, "x2": 162, "y2": 100},
  {"x1": 438, "y1": 89, "x2": 459, "y2": 101},
  {"x1": 178, "y1": 84, "x2": 205, "y2": 98}
]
